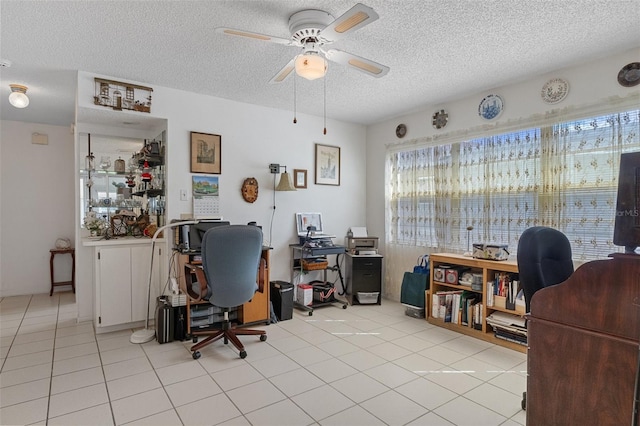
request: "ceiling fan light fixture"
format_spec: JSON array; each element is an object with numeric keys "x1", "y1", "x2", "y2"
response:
[
  {"x1": 9, "y1": 84, "x2": 29, "y2": 108},
  {"x1": 295, "y1": 53, "x2": 327, "y2": 80}
]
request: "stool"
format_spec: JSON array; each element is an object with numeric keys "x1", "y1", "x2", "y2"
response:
[{"x1": 50, "y1": 248, "x2": 75, "y2": 296}]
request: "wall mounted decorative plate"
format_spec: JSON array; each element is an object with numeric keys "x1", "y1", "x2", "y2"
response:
[
  {"x1": 478, "y1": 94, "x2": 504, "y2": 120},
  {"x1": 432, "y1": 109, "x2": 449, "y2": 129},
  {"x1": 617, "y1": 62, "x2": 640, "y2": 87},
  {"x1": 241, "y1": 177, "x2": 259, "y2": 203},
  {"x1": 541, "y1": 78, "x2": 569, "y2": 104},
  {"x1": 395, "y1": 123, "x2": 407, "y2": 138}
]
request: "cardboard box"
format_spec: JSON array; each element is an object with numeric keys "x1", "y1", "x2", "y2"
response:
[{"x1": 296, "y1": 284, "x2": 313, "y2": 306}]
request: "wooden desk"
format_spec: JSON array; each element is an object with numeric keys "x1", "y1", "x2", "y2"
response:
[
  {"x1": 526, "y1": 253, "x2": 639, "y2": 425},
  {"x1": 178, "y1": 247, "x2": 271, "y2": 333}
]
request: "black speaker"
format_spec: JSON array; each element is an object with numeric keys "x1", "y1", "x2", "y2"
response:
[{"x1": 173, "y1": 306, "x2": 187, "y2": 341}]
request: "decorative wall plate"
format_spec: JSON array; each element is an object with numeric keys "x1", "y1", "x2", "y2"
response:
[
  {"x1": 478, "y1": 94, "x2": 504, "y2": 120},
  {"x1": 432, "y1": 109, "x2": 449, "y2": 129},
  {"x1": 541, "y1": 78, "x2": 569, "y2": 104},
  {"x1": 617, "y1": 62, "x2": 640, "y2": 87},
  {"x1": 395, "y1": 123, "x2": 407, "y2": 138},
  {"x1": 241, "y1": 177, "x2": 258, "y2": 203}
]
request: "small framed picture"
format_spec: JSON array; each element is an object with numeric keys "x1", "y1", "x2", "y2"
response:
[
  {"x1": 293, "y1": 169, "x2": 307, "y2": 189},
  {"x1": 190, "y1": 132, "x2": 221, "y2": 174},
  {"x1": 314, "y1": 143, "x2": 340, "y2": 186}
]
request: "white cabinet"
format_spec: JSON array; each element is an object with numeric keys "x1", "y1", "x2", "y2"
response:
[{"x1": 94, "y1": 242, "x2": 162, "y2": 330}]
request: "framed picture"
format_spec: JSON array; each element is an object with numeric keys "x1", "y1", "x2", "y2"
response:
[
  {"x1": 190, "y1": 132, "x2": 221, "y2": 174},
  {"x1": 293, "y1": 169, "x2": 307, "y2": 189},
  {"x1": 314, "y1": 143, "x2": 340, "y2": 186}
]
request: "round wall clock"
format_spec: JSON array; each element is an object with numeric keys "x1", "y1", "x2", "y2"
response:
[
  {"x1": 241, "y1": 177, "x2": 259, "y2": 203},
  {"x1": 617, "y1": 62, "x2": 640, "y2": 87},
  {"x1": 432, "y1": 109, "x2": 449, "y2": 129},
  {"x1": 478, "y1": 94, "x2": 504, "y2": 120},
  {"x1": 395, "y1": 123, "x2": 407, "y2": 138},
  {"x1": 541, "y1": 78, "x2": 569, "y2": 104}
]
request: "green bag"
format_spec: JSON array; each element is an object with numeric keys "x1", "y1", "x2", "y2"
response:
[{"x1": 400, "y1": 272, "x2": 429, "y2": 308}]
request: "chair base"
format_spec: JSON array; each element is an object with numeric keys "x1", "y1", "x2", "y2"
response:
[{"x1": 190, "y1": 324, "x2": 266, "y2": 359}]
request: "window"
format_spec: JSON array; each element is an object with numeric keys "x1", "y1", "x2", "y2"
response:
[{"x1": 386, "y1": 109, "x2": 640, "y2": 260}]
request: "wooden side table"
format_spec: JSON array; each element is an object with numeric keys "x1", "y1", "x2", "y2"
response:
[{"x1": 50, "y1": 248, "x2": 75, "y2": 296}]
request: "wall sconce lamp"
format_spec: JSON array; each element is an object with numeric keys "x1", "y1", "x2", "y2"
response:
[
  {"x1": 9, "y1": 84, "x2": 29, "y2": 108},
  {"x1": 269, "y1": 163, "x2": 296, "y2": 191}
]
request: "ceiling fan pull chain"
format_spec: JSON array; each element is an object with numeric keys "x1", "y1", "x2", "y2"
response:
[
  {"x1": 323, "y1": 75, "x2": 327, "y2": 135},
  {"x1": 293, "y1": 73, "x2": 297, "y2": 124}
]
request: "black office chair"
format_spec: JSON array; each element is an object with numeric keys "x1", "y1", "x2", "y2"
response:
[
  {"x1": 188, "y1": 225, "x2": 267, "y2": 360},
  {"x1": 517, "y1": 226, "x2": 574, "y2": 410}
]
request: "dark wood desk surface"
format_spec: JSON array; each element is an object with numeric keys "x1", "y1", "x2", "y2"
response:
[{"x1": 527, "y1": 253, "x2": 639, "y2": 426}]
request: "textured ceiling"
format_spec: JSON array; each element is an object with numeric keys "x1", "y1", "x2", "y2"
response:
[{"x1": 1, "y1": 0, "x2": 639, "y2": 127}]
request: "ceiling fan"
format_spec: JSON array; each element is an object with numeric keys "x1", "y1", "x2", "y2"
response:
[{"x1": 215, "y1": 3, "x2": 390, "y2": 83}]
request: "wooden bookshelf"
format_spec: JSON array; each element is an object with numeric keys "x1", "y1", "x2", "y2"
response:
[{"x1": 428, "y1": 253, "x2": 526, "y2": 353}]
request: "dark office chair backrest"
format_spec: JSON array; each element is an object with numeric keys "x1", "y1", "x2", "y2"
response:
[
  {"x1": 517, "y1": 226, "x2": 574, "y2": 312},
  {"x1": 201, "y1": 224, "x2": 263, "y2": 308}
]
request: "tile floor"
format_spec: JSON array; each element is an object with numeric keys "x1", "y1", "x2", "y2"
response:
[{"x1": 0, "y1": 292, "x2": 527, "y2": 425}]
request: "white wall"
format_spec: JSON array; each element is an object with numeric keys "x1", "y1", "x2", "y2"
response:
[
  {"x1": 71, "y1": 71, "x2": 367, "y2": 321},
  {"x1": 0, "y1": 121, "x2": 75, "y2": 296},
  {"x1": 365, "y1": 47, "x2": 640, "y2": 299}
]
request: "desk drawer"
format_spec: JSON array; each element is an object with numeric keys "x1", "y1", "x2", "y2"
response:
[{"x1": 351, "y1": 257, "x2": 382, "y2": 271}]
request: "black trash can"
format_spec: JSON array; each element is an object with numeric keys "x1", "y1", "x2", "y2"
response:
[{"x1": 270, "y1": 281, "x2": 294, "y2": 321}]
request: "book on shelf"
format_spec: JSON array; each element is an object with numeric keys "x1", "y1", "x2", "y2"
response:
[{"x1": 494, "y1": 328, "x2": 528, "y2": 346}]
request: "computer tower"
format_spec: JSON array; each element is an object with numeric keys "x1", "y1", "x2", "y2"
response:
[
  {"x1": 270, "y1": 281, "x2": 293, "y2": 321},
  {"x1": 173, "y1": 306, "x2": 187, "y2": 341}
]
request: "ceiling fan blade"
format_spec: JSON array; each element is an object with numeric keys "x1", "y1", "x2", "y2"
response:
[
  {"x1": 269, "y1": 58, "x2": 296, "y2": 84},
  {"x1": 320, "y1": 3, "x2": 379, "y2": 42},
  {"x1": 325, "y1": 49, "x2": 389, "y2": 78},
  {"x1": 215, "y1": 27, "x2": 292, "y2": 45}
]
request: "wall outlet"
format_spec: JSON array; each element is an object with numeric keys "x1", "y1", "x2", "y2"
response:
[{"x1": 180, "y1": 189, "x2": 188, "y2": 201}]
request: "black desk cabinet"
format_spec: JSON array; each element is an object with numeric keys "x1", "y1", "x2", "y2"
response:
[{"x1": 345, "y1": 254, "x2": 383, "y2": 305}]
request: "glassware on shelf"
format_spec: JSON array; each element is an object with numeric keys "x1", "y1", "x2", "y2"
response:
[{"x1": 100, "y1": 156, "x2": 111, "y2": 171}]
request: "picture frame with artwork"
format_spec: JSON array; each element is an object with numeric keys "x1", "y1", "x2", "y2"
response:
[
  {"x1": 190, "y1": 132, "x2": 221, "y2": 174},
  {"x1": 314, "y1": 143, "x2": 340, "y2": 186},
  {"x1": 293, "y1": 169, "x2": 307, "y2": 189}
]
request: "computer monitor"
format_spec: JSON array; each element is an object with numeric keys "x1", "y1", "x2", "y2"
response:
[
  {"x1": 176, "y1": 220, "x2": 230, "y2": 252},
  {"x1": 295, "y1": 212, "x2": 324, "y2": 236},
  {"x1": 613, "y1": 151, "x2": 640, "y2": 254}
]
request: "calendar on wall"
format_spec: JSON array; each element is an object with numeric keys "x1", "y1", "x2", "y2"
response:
[{"x1": 192, "y1": 176, "x2": 221, "y2": 219}]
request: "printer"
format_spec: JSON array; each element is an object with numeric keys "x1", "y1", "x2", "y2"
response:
[{"x1": 346, "y1": 236, "x2": 379, "y2": 255}]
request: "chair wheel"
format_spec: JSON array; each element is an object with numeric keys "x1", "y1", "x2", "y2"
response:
[
  {"x1": 224, "y1": 337, "x2": 228, "y2": 344},
  {"x1": 308, "y1": 311, "x2": 313, "y2": 316},
  {"x1": 260, "y1": 335, "x2": 267, "y2": 342},
  {"x1": 342, "y1": 304, "x2": 347, "y2": 309},
  {"x1": 192, "y1": 337, "x2": 198, "y2": 343},
  {"x1": 521, "y1": 392, "x2": 526, "y2": 410},
  {"x1": 239, "y1": 351, "x2": 247, "y2": 359},
  {"x1": 192, "y1": 351, "x2": 201, "y2": 360}
]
